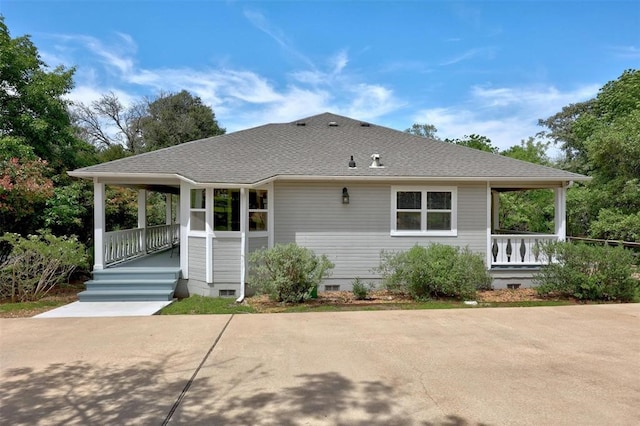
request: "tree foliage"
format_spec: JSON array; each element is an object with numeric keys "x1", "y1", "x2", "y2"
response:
[
  {"x1": 0, "y1": 17, "x2": 94, "y2": 172},
  {"x1": 539, "y1": 69, "x2": 640, "y2": 240},
  {"x1": 444, "y1": 134, "x2": 499, "y2": 154},
  {"x1": 405, "y1": 123, "x2": 439, "y2": 139},
  {"x1": 72, "y1": 90, "x2": 225, "y2": 155}
]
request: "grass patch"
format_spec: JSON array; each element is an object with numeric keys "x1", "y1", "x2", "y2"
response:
[{"x1": 159, "y1": 295, "x2": 255, "y2": 315}]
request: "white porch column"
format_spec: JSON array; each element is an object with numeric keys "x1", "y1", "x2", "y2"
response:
[
  {"x1": 238, "y1": 187, "x2": 248, "y2": 302},
  {"x1": 491, "y1": 190, "x2": 500, "y2": 231},
  {"x1": 165, "y1": 193, "x2": 172, "y2": 225},
  {"x1": 486, "y1": 182, "x2": 492, "y2": 270},
  {"x1": 179, "y1": 184, "x2": 190, "y2": 278},
  {"x1": 205, "y1": 188, "x2": 213, "y2": 284},
  {"x1": 93, "y1": 180, "x2": 105, "y2": 270},
  {"x1": 138, "y1": 189, "x2": 147, "y2": 252},
  {"x1": 554, "y1": 184, "x2": 567, "y2": 241}
]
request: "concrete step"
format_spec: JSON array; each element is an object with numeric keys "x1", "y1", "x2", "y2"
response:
[
  {"x1": 84, "y1": 279, "x2": 177, "y2": 292},
  {"x1": 78, "y1": 289, "x2": 174, "y2": 302}
]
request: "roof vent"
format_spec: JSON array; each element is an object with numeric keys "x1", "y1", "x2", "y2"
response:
[
  {"x1": 348, "y1": 155, "x2": 357, "y2": 168},
  {"x1": 328, "y1": 121, "x2": 338, "y2": 127},
  {"x1": 360, "y1": 122, "x2": 370, "y2": 127},
  {"x1": 369, "y1": 153, "x2": 384, "y2": 168},
  {"x1": 296, "y1": 122, "x2": 306, "y2": 126}
]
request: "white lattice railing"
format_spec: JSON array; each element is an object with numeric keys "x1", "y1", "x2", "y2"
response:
[
  {"x1": 104, "y1": 224, "x2": 179, "y2": 266},
  {"x1": 490, "y1": 234, "x2": 559, "y2": 266}
]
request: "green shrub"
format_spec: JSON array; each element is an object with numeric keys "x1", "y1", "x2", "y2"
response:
[
  {"x1": 352, "y1": 277, "x2": 373, "y2": 300},
  {"x1": 0, "y1": 231, "x2": 88, "y2": 302},
  {"x1": 535, "y1": 242, "x2": 639, "y2": 302},
  {"x1": 248, "y1": 243, "x2": 334, "y2": 303},
  {"x1": 376, "y1": 244, "x2": 492, "y2": 300}
]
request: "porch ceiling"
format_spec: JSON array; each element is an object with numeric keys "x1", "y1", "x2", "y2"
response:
[{"x1": 115, "y1": 184, "x2": 180, "y2": 195}]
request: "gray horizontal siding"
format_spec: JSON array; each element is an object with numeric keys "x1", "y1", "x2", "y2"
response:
[
  {"x1": 188, "y1": 236, "x2": 206, "y2": 282},
  {"x1": 274, "y1": 181, "x2": 487, "y2": 279},
  {"x1": 213, "y1": 238, "x2": 241, "y2": 283},
  {"x1": 248, "y1": 236, "x2": 268, "y2": 253}
]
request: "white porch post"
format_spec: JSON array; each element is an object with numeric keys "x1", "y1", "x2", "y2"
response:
[
  {"x1": 238, "y1": 187, "x2": 248, "y2": 302},
  {"x1": 165, "y1": 193, "x2": 172, "y2": 225},
  {"x1": 491, "y1": 190, "x2": 500, "y2": 231},
  {"x1": 93, "y1": 180, "x2": 105, "y2": 270},
  {"x1": 554, "y1": 184, "x2": 567, "y2": 241},
  {"x1": 205, "y1": 188, "x2": 213, "y2": 284},
  {"x1": 179, "y1": 184, "x2": 189, "y2": 278},
  {"x1": 138, "y1": 189, "x2": 147, "y2": 253},
  {"x1": 486, "y1": 182, "x2": 492, "y2": 270}
]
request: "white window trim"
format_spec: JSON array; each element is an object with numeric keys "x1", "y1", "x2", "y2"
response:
[
  {"x1": 390, "y1": 186, "x2": 458, "y2": 237},
  {"x1": 248, "y1": 189, "x2": 269, "y2": 236}
]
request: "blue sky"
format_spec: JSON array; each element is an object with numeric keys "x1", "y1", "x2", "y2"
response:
[{"x1": 2, "y1": 1, "x2": 639, "y2": 152}]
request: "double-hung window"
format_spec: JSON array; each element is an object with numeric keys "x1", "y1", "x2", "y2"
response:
[
  {"x1": 249, "y1": 189, "x2": 268, "y2": 232},
  {"x1": 391, "y1": 187, "x2": 457, "y2": 236}
]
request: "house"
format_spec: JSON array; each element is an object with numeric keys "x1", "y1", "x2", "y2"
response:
[{"x1": 69, "y1": 112, "x2": 589, "y2": 301}]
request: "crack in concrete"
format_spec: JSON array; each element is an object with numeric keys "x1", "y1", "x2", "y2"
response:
[{"x1": 161, "y1": 314, "x2": 235, "y2": 425}]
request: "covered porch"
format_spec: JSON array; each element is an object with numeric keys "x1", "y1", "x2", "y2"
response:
[{"x1": 488, "y1": 182, "x2": 567, "y2": 268}]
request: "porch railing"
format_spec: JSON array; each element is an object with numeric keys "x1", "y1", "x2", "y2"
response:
[
  {"x1": 490, "y1": 234, "x2": 559, "y2": 266},
  {"x1": 104, "y1": 224, "x2": 180, "y2": 266}
]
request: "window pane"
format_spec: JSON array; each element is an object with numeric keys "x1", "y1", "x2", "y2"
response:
[
  {"x1": 249, "y1": 190, "x2": 268, "y2": 210},
  {"x1": 397, "y1": 212, "x2": 421, "y2": 230},
  {"x1": 397, "y1": 191, "x2": 421, "y2": 209},
  {"x1": 249, "y1": 212, "x2": 267, "y2": 231},
  {"x1": 190, "y1": 211, "x2": 206, "y2": 231},
  {"x1": 427, "y1": 192, "x2": 451, "y2": 210},
  {"x1": 190, "y1": 189, "x2": 205, "y2": 209},
  {"x1": 427, "y1": 212, "x2": 451, "y2": 230},
  {"x1": 214, "y1": 189, "x2": 240, "y2": 231}
]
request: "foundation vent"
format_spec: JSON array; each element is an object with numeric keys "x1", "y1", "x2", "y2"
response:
[
  {"x1": 219, "y1": 289, "x2": 236, "y2": 297},
  {"x1": 325, "y1": 285, "x2": 340, "y2": 291}
]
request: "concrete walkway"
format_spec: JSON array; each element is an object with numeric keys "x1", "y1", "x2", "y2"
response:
[
  {"x1": 1, "y1": 304, "x2": 639, "y2": 425},
  {"x1": 33, "y1": 301, "x2": 174, "y2": 318}
]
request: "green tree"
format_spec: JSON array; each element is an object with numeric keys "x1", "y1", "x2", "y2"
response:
[
  {"x1": 139, "y1": 90, "x2": 225, "y2": 151},
  {"x1": 405, "y1": 123, "x2": 439, "y2": 139},
  {"x1": 0, "y1": 17, "x2": 94, "y2": 172},
  {"x1": 498, "y1": 138, "x2": 554, "y2": 233},
  {"x1": 540, "y1": 69, "x2": 640, "y2": 240},
  {"x1": 445, "y1": 134, "x2": 499, "y2": 153}
]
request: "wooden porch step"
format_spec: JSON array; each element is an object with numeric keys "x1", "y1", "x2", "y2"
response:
[{"x1": 79, "y1": 267, "x2": 181, "y2": 302}]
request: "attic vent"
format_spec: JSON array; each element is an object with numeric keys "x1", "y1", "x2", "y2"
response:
[
  {"x1": 296, "y1": 122, "x2": 306, "y2": 126},
  {"x1": 328, "y1": 121, "x2": 339, "y2": 127},
  {"x1": 369, "y1": 153, "x2": 384, "y2": 168},
  {"x1": 360, "y1": 122, "x2": 370, "y2": 127},
  {"x1": 348, "y1": 155, "x2": 357, "y2": 168}
]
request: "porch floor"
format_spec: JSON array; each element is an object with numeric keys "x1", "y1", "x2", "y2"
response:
[{"x1": 110, "y1": 247, "x2": 180, "y2": 269}]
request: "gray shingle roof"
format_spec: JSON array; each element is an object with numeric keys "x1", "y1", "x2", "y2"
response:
[{"x1": 70, "y1": 112, "x2": 588, "y2": 184}]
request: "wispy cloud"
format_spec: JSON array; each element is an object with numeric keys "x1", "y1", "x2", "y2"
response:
[
  {"x1": 608, "y1": 45, "x2": 640, "y2": 59},
  {"x1": 439, "y1": 47, "x2": 496, "y2": 66},
  {"x1": 412, "y1": 84, "x2": 600, "y2": 151},
  {"x1": 242, "y1": 8, "x2": 315, "y2": 69},
  {"x1": 49, "y1": 30, "x2": 402, "y2": 132}
]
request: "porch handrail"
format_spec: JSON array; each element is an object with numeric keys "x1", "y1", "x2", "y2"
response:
[
  {"x1": 104, "y1": 228, "x2": 145, "y2": 266},
  {"x1": 104, "y1": 224, "x2": 180, "y2": 266},
  {"x1": 491, "y1": 234, "x2": 559, "y2": 266}
]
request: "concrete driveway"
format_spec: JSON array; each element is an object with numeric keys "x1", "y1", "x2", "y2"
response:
[{"x1": 1, "y1": 305, "x2": 638, "y2": 425}]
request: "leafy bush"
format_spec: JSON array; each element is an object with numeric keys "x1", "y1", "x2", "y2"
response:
[
  {"x1": 535, "y1": 242, "x2": 639, "y2": 302},
  {"x1": 0, "y1": 231, "x2": 88, "y2": 302},
  {"x1": 376, "y1": 244, "x2": 492, "y2": 300},
  {"x1": 249, "y1": 243, "x2": 334, "y2": 303},
  {"x1": 352, "y1": 277, "x2": 373, "y2": 300}
]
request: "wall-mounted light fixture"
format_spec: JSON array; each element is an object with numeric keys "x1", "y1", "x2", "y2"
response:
[{"x1": 342, "y1": 187, "x2": 350, "y2": 204}]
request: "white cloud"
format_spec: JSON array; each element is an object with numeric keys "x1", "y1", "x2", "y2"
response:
[
  {"x1": 439, "y1": 47, "x2": 496, "y2": 66},
  {"x1": 413, "y1": 84, "x2": 600, "y2": 151}
]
